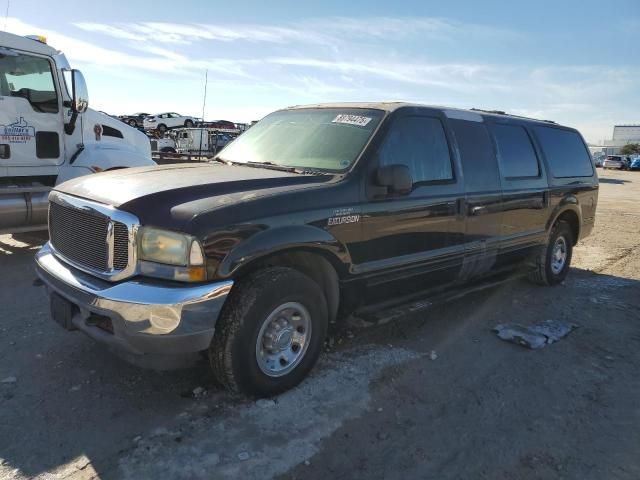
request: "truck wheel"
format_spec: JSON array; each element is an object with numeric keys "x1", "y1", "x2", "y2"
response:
[
  {"x1": 157, "y1": 124, "x2": 167, "y2": 133},
  {"x1": 528, "y1": 220, "x2": 573, "y2": 286},
  {"x1": 209, "y1": 267, "x2": 328, "y2": 397},
  {"x1": 185, "y1": 120, "x2": 194, "y2": 128}
]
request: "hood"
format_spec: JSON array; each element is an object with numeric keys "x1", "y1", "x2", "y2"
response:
[{"x1": 55, "y1": 163, "x2": 334, "y2": 229}]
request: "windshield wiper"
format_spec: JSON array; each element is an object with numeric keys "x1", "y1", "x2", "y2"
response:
[{"x1": 214, "y1": 159, "x2": 327, "y2": 175}]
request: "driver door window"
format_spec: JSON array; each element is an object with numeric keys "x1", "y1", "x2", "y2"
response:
[
  {"x1": 378, "y1": 116, "x2": 453, "y2": 185},
  {"x1": 0, "y1": 53, "x2": 58, "y2": 113}
]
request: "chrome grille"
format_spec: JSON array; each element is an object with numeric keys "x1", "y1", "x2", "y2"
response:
[
  {"x1": 49, "y1": 201, "x2": 110, "y2": 271},
  {"x1": 47, "y1": 191, "x2": 139, "y2": 281}
]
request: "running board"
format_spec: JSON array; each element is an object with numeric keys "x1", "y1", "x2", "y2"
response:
[{"x1": 355, "y1": 271, "x2": 527, "y2": 325}]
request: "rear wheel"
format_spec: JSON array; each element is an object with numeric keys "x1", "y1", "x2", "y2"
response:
[
  {"x1": 209, "y1": 267, "x2": 328, "y2": 397},
  {"x1": 157, "y1": 124, "x2": 167, "y2": 133},
  {"x1": 128, "y1": 119, "x2": 137, "y2": 127},
  {"x1": 528, "y1": 220, "x2": 573, "y2": 286},
  {"x1": 185, "y1": 119, "x2": 194, "y2": 128}
]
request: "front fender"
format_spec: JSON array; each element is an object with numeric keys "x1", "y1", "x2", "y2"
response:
[{"x1": 216, "y1": 225, "x2": 349, "y2": 278}]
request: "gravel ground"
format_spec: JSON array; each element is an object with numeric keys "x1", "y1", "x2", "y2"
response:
[{"x1": 1, "y1": 169, "x2": 639, "y2": 479}]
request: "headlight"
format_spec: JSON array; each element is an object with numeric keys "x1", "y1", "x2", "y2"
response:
[{"x1": 138, "y1": 227, "x2": 206, "y2": 282}]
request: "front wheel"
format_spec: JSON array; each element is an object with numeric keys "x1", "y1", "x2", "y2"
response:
[
  {"x1": 185, "y1": 119, "x2": 194, "y2": 128},
  {"x1": 157, "y1": 124, "x2": 167, "y2": 133},
  {"x1": 128, "y1": 119, "x2": 137, "y2": 127},
  {"x1": 209, "y1": 267, "x2": 328, "y2": 397},
  {"x1": 528, "y1": 221, "x2": 574, "y2": 286}
]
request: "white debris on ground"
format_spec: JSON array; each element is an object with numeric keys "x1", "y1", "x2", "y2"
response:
[
  {"x1": 494, "y1": 320, "x2": 578, "y2": 349},
  {"x1": 117, "y1": 346, "x2": 418, "y2": 480}
]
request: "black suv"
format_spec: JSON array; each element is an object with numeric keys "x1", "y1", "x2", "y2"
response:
[{"x1": 36, "y1": 103, "x2": 598, "y2": 396}]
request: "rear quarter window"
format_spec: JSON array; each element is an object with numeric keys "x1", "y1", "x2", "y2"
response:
[{"x1": 533, "y1": 126, "x2": 593, "y2": 178}]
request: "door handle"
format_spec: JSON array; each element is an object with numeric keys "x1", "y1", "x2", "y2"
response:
[{"x1": 471, "y1": 205, "x2": 487, "y2": 216}]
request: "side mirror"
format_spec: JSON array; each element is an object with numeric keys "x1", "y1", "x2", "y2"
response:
[
  {"x1": 64, "y1": 69, "x2": 89, "y2": 135},
  {"x1": 376, "y1": 164, "x2": 413, "y2": 194},
  {"x1": 70, "y1": 69, "x2": 89, "y2": 114}
]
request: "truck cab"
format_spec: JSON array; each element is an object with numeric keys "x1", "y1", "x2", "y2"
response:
[{"x1": 0, "y1": 32, "x2": 154, "y2": 233}]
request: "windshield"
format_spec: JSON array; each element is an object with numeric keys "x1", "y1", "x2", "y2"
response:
[{"x1": 216, "y1": 108, "x2": 384, "y2": 171}]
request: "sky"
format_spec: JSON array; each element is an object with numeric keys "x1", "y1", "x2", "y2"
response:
[{"x1": 2, "y1": 0, "x2": 638, "y2": 143}]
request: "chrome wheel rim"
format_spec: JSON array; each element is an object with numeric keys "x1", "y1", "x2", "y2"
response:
[
  {"x1": 256, "y1": 302, "x2": 311, "y2": 377},
  {"x1": 551, "y1": 236, "x2": 568, "y2": 275}
]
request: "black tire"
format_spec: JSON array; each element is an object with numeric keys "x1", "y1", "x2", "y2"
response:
[
  {"x1": 128, "y1": 119, "x2": 137, "y2": 127},
  {"x1": 157, "y1": 124, "x2": 167, "y2": 133},
  {"x1": 185, "y1": 119, "x2": 194, "y2": 128},
  {"x1": 209, "y1": 267, "x2": 328, "y2": 397},
  {"x1": 528, "y1": 220, "x2": 574, "y2": 286}
]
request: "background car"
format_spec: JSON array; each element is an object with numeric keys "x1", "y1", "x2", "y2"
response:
[
  {"x1": 593, "y1": 155, "x2": 604, "y2": 167},
  {"x1": 630, "y1": 157, "x2": 640, "y2": 171},
  {"x1": 119, "y1": 112, "x2": 149, "y2": 128},
  {"x1": 201, "y1": 119, "x2": 236, "y2": 130},
  {"x1": 602, "y1": 155, "x2": 630, "y2": 170},
  {"x1": 143, "y1": 112, "x2": 197, "y2": 132}
]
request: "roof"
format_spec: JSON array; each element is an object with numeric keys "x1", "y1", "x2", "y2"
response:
[
  {"x1": 284, "y1": 102, "x2": 559, "y2": 126},
  {"x1": 0, "y1": 31, "x2": 59, "y2": 57}
]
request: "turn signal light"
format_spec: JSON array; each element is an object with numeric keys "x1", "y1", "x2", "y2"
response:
[{"x1": 187, "y1": 266, "x2": 206, "y2": 282}]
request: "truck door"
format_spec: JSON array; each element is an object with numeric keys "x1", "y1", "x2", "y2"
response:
[
  {"x1": 0, "y1": 50, "x2": 64, "y2": 168},
  {"x1": 447, "y1": 115, "x2": 504, "y2": 280},
  {"x1": 359, "y1": 110, "x2": 465, "y2": 298},
  {"x1": 488, "y1": 122, "x2": 549, "y2": 265}
]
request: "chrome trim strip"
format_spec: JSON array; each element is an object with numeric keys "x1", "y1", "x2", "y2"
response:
[
  {"x1": 48, "y1": 191, "x2": 141, "y2": 282},
  {"x1": 106, "y1": 220, "x2": 114, "y2": 270}
]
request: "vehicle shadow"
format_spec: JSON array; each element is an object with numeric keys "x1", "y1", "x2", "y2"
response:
[
  {"x1": 1, "y1": 266, "x2": 638, "y2": 478},
  {"x1": 598, "y1": 177, "x2": 632, "y2": 185}
]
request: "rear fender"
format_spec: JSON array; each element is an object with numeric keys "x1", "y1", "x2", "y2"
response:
[{"x1": 546, "y1": 197, "x2": 582, "y2": 236}]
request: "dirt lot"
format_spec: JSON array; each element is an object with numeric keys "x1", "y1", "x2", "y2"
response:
[{"x1": 1, "y1": 169, "x2": 639, "y2": 480}]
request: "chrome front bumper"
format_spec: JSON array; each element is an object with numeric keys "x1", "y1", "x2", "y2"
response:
[{"x1": 35, "y1": 242, "x2": 233, "y2": 355}]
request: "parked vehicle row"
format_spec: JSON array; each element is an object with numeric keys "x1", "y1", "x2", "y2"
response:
[
  {"x1": 36, "y1": 102, "x2": 598, "y2": 397},
  {"x1": 602, "y1": 155, "x2": 632, "y2": 170}
]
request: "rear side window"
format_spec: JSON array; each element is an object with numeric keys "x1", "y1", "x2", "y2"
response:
[
  {"x1": 450, "y1": 119, "x2": 500, "y2": 191},
  {"x1": 378, "y1": 116, "x2": 453, "y2": 184},
  {"x1": 491, "y1": 124, "x2": 539, "y2": 178},
  {"x1": 533, "y1": 127, "x2": 593, "y2": 178}
]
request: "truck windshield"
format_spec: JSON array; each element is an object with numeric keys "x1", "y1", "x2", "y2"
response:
[{"x1": 216, "y1": 108, "x2": 384, "y2": 172}]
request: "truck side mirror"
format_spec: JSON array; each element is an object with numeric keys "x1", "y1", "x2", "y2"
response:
[
  {"x1": 376, "y1": 164, "x2": 413, "y2": 194},
  {"x1": 64, "y1": 69, "x2": 89, "y2": 135},
  {"x1": 71, "y1": 69, "x2": 89, "y2": 114}
]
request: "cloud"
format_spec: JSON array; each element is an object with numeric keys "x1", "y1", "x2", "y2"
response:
[
  {"x1": 5, "y1": 17, "x2": 259, "y2": 78},
  {"x1": 4, "y1": 15, "x2": 636, "y2": 141}
]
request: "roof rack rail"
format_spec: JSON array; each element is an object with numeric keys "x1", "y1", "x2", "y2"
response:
[{"x1": 470, "y1": 108, "x2": 556, "y2": 124}]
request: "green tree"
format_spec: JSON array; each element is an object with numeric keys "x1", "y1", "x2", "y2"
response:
[{"x1": 620, "y1": 143, "x2": 640, "y2": 155}]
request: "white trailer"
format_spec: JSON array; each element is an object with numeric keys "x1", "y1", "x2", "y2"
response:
[
  {"x1": 0, "y1": 32, "x2": 155, "y2": 233},
  {"x1": 174, "y1": 128, "x2": 238, "y2": 154}
]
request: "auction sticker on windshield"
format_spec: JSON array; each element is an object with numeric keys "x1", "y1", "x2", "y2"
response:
[{"x1": 332, "y1": 114, "x2": 372, "y2": 127}]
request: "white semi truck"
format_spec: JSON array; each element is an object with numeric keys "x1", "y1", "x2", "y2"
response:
[{"x1": 0, "y1": 32, "x2": 155, "y2": 234}]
